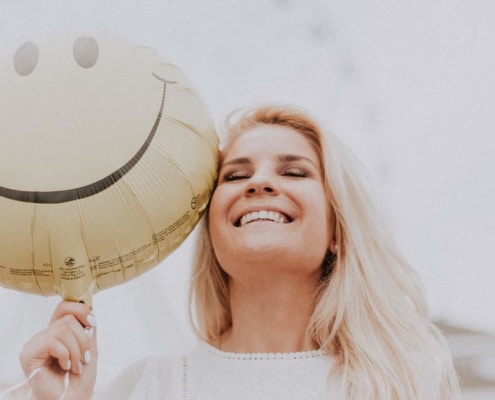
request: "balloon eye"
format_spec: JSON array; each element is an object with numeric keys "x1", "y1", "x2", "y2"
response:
[
  {"x1": 13, "y1": 42, "x2": 39, "y2": 76},
  {"x1": 73, "y1": 37, "x2": 99, "y2": 69}
]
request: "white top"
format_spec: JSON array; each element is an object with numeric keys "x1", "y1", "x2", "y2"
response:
[{"x1": 93, "y1": 341, "x2": 340, "y2": 399}]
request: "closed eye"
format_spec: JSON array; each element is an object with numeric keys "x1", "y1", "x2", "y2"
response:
[
  {"x1": 282, "y1": 167, "x2": 308, "y2": 178},
  {"x1": 222, "y1": 170, "x2": 251, "y2": 182}
]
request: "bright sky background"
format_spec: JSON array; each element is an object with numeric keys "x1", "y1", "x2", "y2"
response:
[{"x1": 1, "y1": 0, "x2": 494, "y2": 389}]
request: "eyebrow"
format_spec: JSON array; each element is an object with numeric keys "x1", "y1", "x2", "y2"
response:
[
  {"x1": 221, "y1": 154, "x2": 319, "y2": 169},
  {"x1": 221, "y1": 157, "x2": 251, "y2": 168},
  {"x1": 278, "y1": 154, "x2": 319, "y2": 168}
]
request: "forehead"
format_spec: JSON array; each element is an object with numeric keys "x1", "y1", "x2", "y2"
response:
[{"x1": 222, "y1": 124, "x2": 320, "y2": 163}]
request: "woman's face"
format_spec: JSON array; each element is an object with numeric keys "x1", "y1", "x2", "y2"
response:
[{"x1": 209, "y1": 124, "x2": 332, "y2": 280}]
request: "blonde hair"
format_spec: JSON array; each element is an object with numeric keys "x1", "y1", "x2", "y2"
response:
[{"x1": 189, "y1": 104, "x2": 460, "y2": 399}]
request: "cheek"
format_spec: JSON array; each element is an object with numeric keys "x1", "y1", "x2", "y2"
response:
[
  {"x1": 207, "y1": 188, "x2": 231, "y2": 244},
  {"x1": 307, "y1": 191, "x2": 332, "y2": 244},
  {"x1": 208, "y1": 197, "x2": 222, "y2": 241}
]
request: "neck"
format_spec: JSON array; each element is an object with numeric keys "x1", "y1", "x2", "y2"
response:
[{"x1": 216, "y1": 273, "x2": 319, "y2": 354}]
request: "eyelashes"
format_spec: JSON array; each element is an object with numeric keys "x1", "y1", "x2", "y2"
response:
[
  {"x1": 223, "y1": 171, "x2": 249, "y2": 182},
  {"x1": 13, "y1": 37, "x2": 99, "y2": 77},
  {"x1": 221, "y1": 168, "x2": 309, "y2": 183},
  {"x1": 282, "y1": 168, "x2": 308, "y2": 178}
]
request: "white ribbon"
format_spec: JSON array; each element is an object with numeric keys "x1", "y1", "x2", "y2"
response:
[{"x1": 0, "y1": 367, "x2": 70, "y2": 400}]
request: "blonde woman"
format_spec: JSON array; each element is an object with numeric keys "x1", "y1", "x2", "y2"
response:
[{"x1": 20, "y1": 104, "x2": 460, "y2": 399}]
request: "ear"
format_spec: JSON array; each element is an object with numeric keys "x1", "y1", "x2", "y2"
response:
[{"x1": 329, "y1": 241, "x2": 338, "y2": 254}]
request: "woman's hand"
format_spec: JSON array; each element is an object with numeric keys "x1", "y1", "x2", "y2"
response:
[{"x1": 19, "y1": 301, "x2": 98, "y2": 400}]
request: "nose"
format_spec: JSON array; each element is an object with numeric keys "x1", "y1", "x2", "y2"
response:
[{"x1": 244, "y1": 172, "x2": 279, "y2": 196}]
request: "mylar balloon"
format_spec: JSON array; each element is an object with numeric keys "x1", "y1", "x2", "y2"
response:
[{"x1": 0, "y1": 33, "x2": 218, "y2": 305}]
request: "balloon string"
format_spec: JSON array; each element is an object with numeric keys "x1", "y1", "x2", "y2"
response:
[
  {"x1": 0, "y1": 366, "x2": 70, "y2": 400},
  {"x1": 59, "y1": 370, "x2": 70, "y2": 400},
  {"x1": 0, "y1": 367, "x2": 41, "y2": 398}
]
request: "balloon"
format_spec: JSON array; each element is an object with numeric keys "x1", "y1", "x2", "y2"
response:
[{"x1": 0, "y1": 33, "x2": 218, "y2": 305}]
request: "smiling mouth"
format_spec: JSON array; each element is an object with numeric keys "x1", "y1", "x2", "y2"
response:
[
  {"x1": 0, "y1": 73, "x2": 176, "y2": 204},
  {"x1": 235, "y1": 210, "x2": 292, "y2": 227}
]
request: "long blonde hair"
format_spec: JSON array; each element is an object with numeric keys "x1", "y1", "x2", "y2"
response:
[{"x1": 189, "y1": 104, "x2": 460, "y2": 399}]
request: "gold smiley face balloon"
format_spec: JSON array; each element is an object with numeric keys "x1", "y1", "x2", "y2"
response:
[{"x1": 0, "y1": 34, "x2": 218, "y2": 305}]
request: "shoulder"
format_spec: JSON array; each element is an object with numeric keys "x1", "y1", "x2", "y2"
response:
[{"x1": 93, "y1": 354, "x2": 184, "y2": 400}]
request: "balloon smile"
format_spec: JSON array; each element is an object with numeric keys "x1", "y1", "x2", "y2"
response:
[
  {"x1": 0, "y1": 33, "x2": 218, "y2": 304},
  {"x1": 0, "y1": 73, "x2": 176, "y2": 204}
]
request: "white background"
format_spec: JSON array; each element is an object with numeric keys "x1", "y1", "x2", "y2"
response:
[{"x1": 1, "y1": 0, "x2": 494, "y2": 392}]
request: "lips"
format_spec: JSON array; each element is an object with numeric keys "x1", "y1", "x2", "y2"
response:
[{"x1": 235, "y1": 210, "x2": 292, "y2": 227}]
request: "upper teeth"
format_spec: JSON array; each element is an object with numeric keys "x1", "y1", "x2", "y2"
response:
[{"x1": 239, "y1": 211, "x2": 287, "y2": 226}]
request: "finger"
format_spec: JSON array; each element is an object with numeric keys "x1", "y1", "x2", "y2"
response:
[
  {"x1": 44, "y1": 336, "x2": 72, "y2": 372},
  {"x1": 20, "y1": 304, "x2": 97, "y2": 378},
  {"x1": 50, "y1": 301, "x2": 96, "y2": 329},
  {"x1": 53, "y1": 315, "x2": 95, "y2": 370},
  {"x1": 87, "y1": 322, "x2": 98, "y2": 362},
  {"x1": 20, "y1": 326, "x2": 74, "y2": 375}
]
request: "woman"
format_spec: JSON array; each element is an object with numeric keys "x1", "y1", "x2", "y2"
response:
[{"x1": 19, "y1": 104, "x2": 460, "y2": 399}]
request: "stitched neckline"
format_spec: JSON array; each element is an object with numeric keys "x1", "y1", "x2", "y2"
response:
[{"x1": 198, "y1": 341, "x2": 328, "y2": 361}]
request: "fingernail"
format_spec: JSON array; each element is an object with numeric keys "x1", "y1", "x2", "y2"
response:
[
  {"x1": 85, "y1": 327, "x2": 94, "y2": 340},
  {"x1": 87, "y1": 313, "x2": 97, "y2": 327},
  {"x1": 66, "y1": 360, "x2": 71, "y2": 371},
  {"x1": 77, "y1": 361, "x2": 84, "y2": 374},
  {"x1": 84, "y1": 350, "x2": 91, "y2": 364}
]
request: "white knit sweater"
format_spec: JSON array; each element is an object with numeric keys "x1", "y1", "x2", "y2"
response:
[{"x1": 93, "y1": 341, "x2": 338, "y2": 399}]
